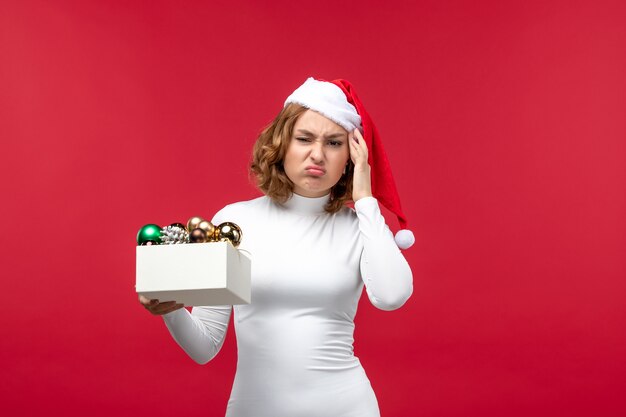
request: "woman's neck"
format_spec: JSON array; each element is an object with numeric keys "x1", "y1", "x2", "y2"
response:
[{"x1": 281, "y1": 192, "x2": 330, "y2": 215}]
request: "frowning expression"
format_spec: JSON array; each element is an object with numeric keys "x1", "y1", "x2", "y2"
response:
[{"x1": 283, "y1": 110, "x2": 350, "y2": 198}]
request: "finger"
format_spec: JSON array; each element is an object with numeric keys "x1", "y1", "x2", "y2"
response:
[
  {"x1": 150, "y1": 301, "x2": 179, "y2": 314},
  {"x1": 354, "y1": 129, "x2": 367, "y2": 148},
  {"x1": 348, "y1": 131, "x2": 357, "y2": 145},
  {"x1": 349, "y1": 139, "x2": 360, "y2": 163},
  {"x1": 349, "y1": 138, "x2": 359, "y2": 152},
  {"x1": 350, "y1": 130, "x2": 360, "y2": 151},
  {"x1": 154, "y1": 303, "x2": 185, "y2": 316},
  {"x1": 350, "y1": 133, "x2": 366, "y2": 165},
  {"x1": 354, "y1": 129, "x2": 368, "y2": 159},
  {"x1": 139, "y1": 295, "x2": 158, "y2": 306},
  {"x1": 350, "y1": 129, "x2": 359, "y2": 145}
]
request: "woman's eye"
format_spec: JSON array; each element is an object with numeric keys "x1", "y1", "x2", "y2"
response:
[
  {"x1": 296, "y1": 137, "x2": 311, "y2": 142},
  {"x1": 329, "y1": 141, "x2": 343, "y2": 147}
]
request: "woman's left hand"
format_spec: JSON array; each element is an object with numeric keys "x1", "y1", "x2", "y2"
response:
[{"x1": 349, "y1": 128, "x2": 373, "y2": 202}]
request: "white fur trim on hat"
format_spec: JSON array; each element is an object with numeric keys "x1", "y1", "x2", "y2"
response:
[
  {"x1": 284, "y1": 77, "x2": 362, "y2": 132},
  {"x1": 394, "y1": 229, "x2": 415, "y2": 250}
]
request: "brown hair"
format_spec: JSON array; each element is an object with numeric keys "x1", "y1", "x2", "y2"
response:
[{"x1": 250, "y1": 103, "x2": 354, "y2": 213}]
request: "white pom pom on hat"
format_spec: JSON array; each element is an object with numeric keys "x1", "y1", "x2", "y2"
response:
[
  {"x1": 285, "y1": 77, "x2": 415, "y2": 250},
  {"x1": 394, "y1": 229, "x2": 415, "y2": 250}
]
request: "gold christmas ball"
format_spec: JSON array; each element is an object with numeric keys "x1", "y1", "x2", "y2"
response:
[
  {"x1": 198, "y1": 220, "x2": 216, "y2": 241},
  {"x1": 189, "y1": 228, "x2": 207, "y2": 243},
  {"x1": 187, "y1": 216, "x2": 204, "y2": 232},
  {"x1": 216, "y1": 222, "x2": 242, "y2": 247}
]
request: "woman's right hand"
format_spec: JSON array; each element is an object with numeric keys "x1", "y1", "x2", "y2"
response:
[{"x1": 139, "y1": 294, "x2": 185, "y2": 315}]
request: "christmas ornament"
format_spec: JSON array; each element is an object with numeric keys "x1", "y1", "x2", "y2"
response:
[
  {"x1": 189, "y1": 228, "x2": 207, "y2": 243},
  {"x1": 216, "y1": 222, "x2": 242, "y2": 247},
  {"x1": 197, "y1": 220, "x2": 216, "y2": 241},
  {"x1": 187, "y1": 216, "x2": 204, "y2": 233},
  {"x1": 170, "y1": 222, "x2": 187, "y2": 231},
  {"x1": 160, "y1": 224, "x2": 189, "y2": 244},
  {"x1": 137, "y1": 224, "x2": 162, "y2": 246},
  {"x1": 137, "y1": 218, "x2": 243, "y2": 248}
]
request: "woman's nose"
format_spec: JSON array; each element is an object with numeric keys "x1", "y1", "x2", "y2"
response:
[{"x1": 309, "y1": 142, "x2": 324, "y2": 162}]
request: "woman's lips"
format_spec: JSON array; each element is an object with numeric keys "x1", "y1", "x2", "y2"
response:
[{"x1": 305, "y1": 167, "x2": 325, "y2": 176}]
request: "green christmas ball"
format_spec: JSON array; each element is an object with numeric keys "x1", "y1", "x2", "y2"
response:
[{"x1": 137, "y1": 224, "x2": 162, "y2": 245}]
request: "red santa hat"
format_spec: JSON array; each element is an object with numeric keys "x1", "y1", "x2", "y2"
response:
[{"x1": 284, "y1": 77, "x2": 415, "y2": 250}]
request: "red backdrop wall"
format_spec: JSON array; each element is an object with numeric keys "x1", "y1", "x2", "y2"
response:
[{"x1": 1, "y1": 1, "x2": 625, "y2": 416}]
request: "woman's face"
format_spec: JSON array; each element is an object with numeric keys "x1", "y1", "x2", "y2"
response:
[{"x1": 283, "y1": 109, "x2": 350, "y2": 198}]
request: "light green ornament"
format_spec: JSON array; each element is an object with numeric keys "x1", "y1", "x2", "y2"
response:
[{"x1": 137, "y1": 224, "x2": 162, "y2": 245}]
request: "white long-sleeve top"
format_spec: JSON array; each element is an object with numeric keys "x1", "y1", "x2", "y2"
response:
[{"x1": 162, "y1": 193, "x2": 413, "y2": 417}]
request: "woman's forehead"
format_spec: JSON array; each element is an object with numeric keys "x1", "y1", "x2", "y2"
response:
[{"x1": 295, "y1": 110, "x2": 348, "y2": 135}]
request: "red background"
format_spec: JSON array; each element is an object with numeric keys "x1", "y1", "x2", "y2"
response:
[{"x1": 1, "y1": 1, "x2": 625, "y2": 416}]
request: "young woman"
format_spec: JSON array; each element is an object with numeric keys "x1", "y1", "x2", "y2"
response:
[{"x1": 139, "y1": 77, "x2": 414, "y2": 417}]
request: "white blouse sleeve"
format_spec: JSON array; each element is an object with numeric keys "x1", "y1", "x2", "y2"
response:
[
  {"x1": 160, "y1": 206, "x2": 233, "y2": 364},
  {"x1": 355, "y1": 197, "x2": 413, "y2": 311},
  {"x1": 162, "y1": 305, "x2": 231, "y2": 364}
]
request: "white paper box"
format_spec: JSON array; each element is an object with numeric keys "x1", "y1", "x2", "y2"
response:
[{"x1": 136, "y1": 242, "x2": 251, "y2": 306}]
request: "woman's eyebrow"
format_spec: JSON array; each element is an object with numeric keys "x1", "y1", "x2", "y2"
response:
[{"x1": 295, "y1": 129, "x2": 346, "y2": 139}]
